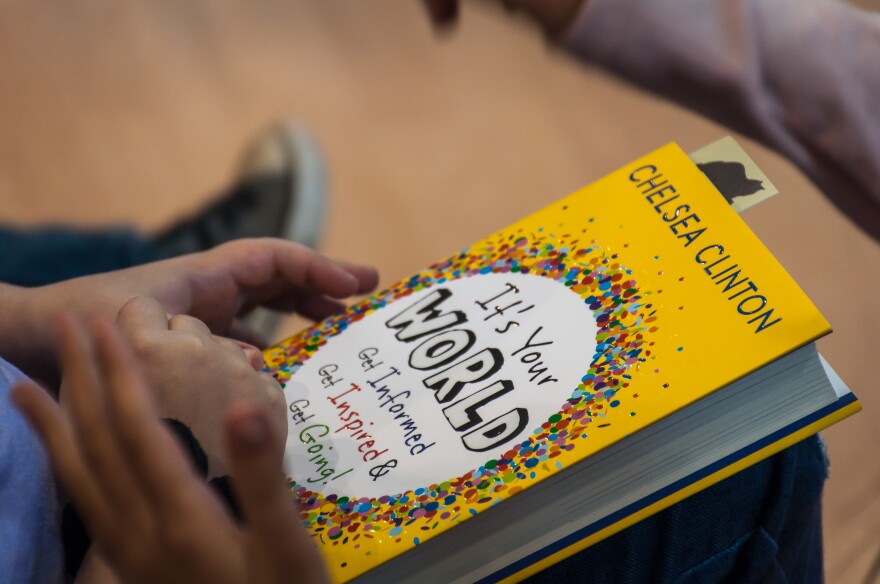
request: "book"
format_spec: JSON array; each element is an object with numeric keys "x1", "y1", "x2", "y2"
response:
[{"x1": 262, "y1": 141, "x2": 860, "y2": 583}]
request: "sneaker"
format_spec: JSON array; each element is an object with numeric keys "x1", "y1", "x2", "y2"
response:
[
  {"x1": 153, "y1": 123, "x2": 326, "y2": 257},
  {"x1": 152, "y1": 123, "x2": 327, "y2": 341}
]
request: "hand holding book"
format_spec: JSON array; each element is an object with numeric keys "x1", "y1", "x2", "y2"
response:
[
  {"x1": 11, "y1": 315, "x2": 327, "y2": 584},
  {"x1": 113, "y1": 296, "x2": 287, "y2": 479},
  {"x1": 0, "y1": 239, "x2": 378, "y2": 388}
]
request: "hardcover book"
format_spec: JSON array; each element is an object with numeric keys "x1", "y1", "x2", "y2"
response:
[{"x1": 263, "y1": 142, "x2": 859, "y2": 583}]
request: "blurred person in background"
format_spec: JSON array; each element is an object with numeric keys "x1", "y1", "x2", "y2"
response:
[
  {"x1": 427, "y1": 0, "x2": 880, "y2": 242},
  {"x1": 423, "y1": 1, "x2": 879, "y2": 582}
]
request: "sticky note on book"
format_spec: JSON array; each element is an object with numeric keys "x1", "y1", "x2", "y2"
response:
[{"x1": 690, "y1": 135, "x2": 779, "y2": 212}]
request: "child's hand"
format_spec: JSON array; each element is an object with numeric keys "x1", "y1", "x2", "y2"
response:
[
  {"x1": 113, "y1": 296, "x2": 287, "y2": 478},
  {"x1": 11, "y1": 315, "x2": 327, "y2": 584},
  {"x1": 3, "y1": 238, "x2": 378, "y2": 386}
]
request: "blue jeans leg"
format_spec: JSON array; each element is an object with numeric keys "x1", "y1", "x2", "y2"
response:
[
  {"x1": 526, "y1": 436, "x2": 827, "y2": 583},
  {"x1": 0, "y1": 225, "x2": 160, "y2": 287}
]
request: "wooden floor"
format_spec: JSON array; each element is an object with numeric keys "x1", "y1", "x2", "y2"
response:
[{"x1": 1, "y1": 2, "x2": 877, "y2": 581}]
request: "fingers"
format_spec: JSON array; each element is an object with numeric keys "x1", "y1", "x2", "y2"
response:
[
  {"x1": 45, "y1": 314, "x2": 205, "y2": 523},
  {"x1": 253, "y1": 289, "x2": 346, "y2": 321},
  {"x1": 152, "y1": 239, "x2": 376, "y2": 334},
  {"x1": 289, "y1": 294, "x2": 347, "y2": 322},
  {"x1": 10, "y1": 381, "x2": 112, "y2": 532},
  {"x1": 212, "y1": 240, "x2": 378, "y2": 330},
  {"x1": 281, "y1": 249, "x2": 364, "y2": 300},
  {"x1": 56, "y1": 315, "x2": 142, "y2": 513},
  {"x1": 75, "y1": 549, "x2": 122, "y2": 584},
  {"x1": 224, "y1": 319, "x2": 269, "y2": 349},
  {"x1": 225, "y1": 405, "x2": 299, "y2": 531},
  {"x1": 225, "y1": 404, "x2": 326, "y2": 582},
  {"x1": 218, "y1": 239, "x2": 378, "y2": 300},
  {"x1": 117, "y1": 296, "x2": 170, "y2": 338},
  {"x1": 330, "y1": 259, "x2": 380, "y2": 295},
  {"x1": 168, "y1": 314, "x2": 214, "y2": 338},
  {"x1": 119, "y1": 297, "x2": 215, "y2": 341},
  {"x1": 89, "y1": 318, "x2": 207, "y2": 507},
  {"x1": 214, "y1": 336, "x2": 266, "y2": 371}
]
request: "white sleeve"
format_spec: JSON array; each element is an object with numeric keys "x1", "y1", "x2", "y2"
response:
[{"x1": 562, "y1": 0, "x2": 880, "y2": 239}]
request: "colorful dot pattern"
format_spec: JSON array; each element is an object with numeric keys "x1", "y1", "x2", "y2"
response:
[{"x1": 264, "y1": 223, "x2": 656, "y2": 562}]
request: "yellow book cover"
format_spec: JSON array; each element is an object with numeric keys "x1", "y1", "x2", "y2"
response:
[{"x1": 262, "y1": 142, "x2": 858, "y2": 583}]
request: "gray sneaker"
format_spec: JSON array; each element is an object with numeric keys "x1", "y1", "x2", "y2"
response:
[
  {"x1": 154, "y1": 123, "x2": 326, "y2": 256},
  {"x1": 153, "y1": 123, "x2": 327, "y2": 340},
  {"x1": 237, "y1": 122, "x2": 326, "y2": 250}
]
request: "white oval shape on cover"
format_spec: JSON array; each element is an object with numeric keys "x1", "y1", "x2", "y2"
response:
[{"x1": 283, "y1": 272, "x2": 598, "y2": 498}]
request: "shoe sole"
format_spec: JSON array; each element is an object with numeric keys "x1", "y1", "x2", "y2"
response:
[
  {"x1": 278, "y1": 123, "x2": 327, "y2": 250},
  {"x1": 244, "y1": 124, "x2": 328, "y2": 343}
]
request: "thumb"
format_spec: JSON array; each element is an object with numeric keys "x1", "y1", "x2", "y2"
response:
[
  {"x1": 225, "y1": 404, "x2": 291, "y2": 525},
  {"x1": 224, "y1": 404, "x2": 327, "y2": 583}
]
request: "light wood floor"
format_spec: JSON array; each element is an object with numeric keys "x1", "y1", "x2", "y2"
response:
[{"x1": 1, "y1": 2, "x2": 877, "y2": 581}]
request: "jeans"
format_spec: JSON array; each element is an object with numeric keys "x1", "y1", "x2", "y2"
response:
[
  {"x1": 0, "y1": 225, "x2": 159, "y2": 287},
  {"x1": 527, "y1": 435, "x2": 827, "y2": 583}
]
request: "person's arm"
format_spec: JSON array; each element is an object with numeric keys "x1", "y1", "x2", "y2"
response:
[
  {"x1": 562, "y1": 0, "x2": 880, "y2": 240},
  {"x1": 11, "y1": 316, "x2": 327, "y2": 584},
  {"x1": 111, "y1": 296, "x2": 288, "y2": 479},
  {"x1": 0, "y1": 238, "x2": 378, "y2": 387}
]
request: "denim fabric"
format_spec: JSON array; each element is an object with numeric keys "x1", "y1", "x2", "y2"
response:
[
  {"x1": 526, "y1": 435, "x2": 827, "y2": 583},
  {"x1": 0, "y1": 225, "x2": 158, "y2": 287},
  {"x1": 0, "y1": 357, "x2": 64, "y2": 583}
]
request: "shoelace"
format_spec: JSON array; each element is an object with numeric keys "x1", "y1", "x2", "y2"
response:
[{"x1": 156, "y1": 175, "x2": 279, "y2": 252}]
